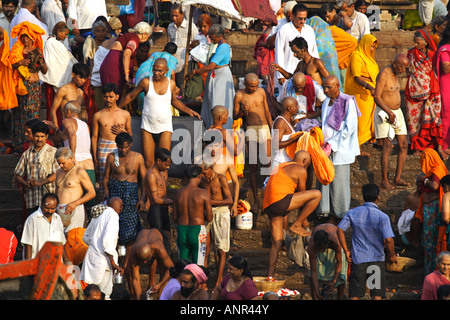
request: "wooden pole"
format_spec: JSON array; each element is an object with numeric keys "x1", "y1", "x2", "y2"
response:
[{"x1": 183, "y1": 5, "x2": 194, "y2": 99}]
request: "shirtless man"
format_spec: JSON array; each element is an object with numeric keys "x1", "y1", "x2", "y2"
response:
[
  {"x1": 233, "y1": 73, "x2": 273, "y2": 214},
  {"x1": 103, "y1": 132, "x2": 147, "y2": 263},
  {"x1": 50, "y1": 63, "x2": 90, "y2": 127},
  {"x1": 264, "y1": 150, "x2": 321, "y2": 277},
  {"x1": 199, "y1": 161, "x2": 233, "y2": 288},
  {"x1": 173, "y1": 165, "x2": 213, "y2": 266},
  {"x1": 126, "y1": 228, "x2": 174, "y2": 300},
  {"x1": 373, "y1": 53, "x2": 410, "y2": 189},
  {"x1": 55, "y1": 147, "x2": 96, "y2": 232},
  {"x1": 45, "y1": 101, "x2": 95, "y2": 207},
  {"x1": 308, "y1": 223, "x2": 347, "y2": 300},
  {"x1": 270, "y1": 97, "x2": 302, "y2": 171},
  {"x1": 144, "y1": 148, "x2": 173, "y2": 254},
  {"x1": 91, "y1": 82, "x2": 132, "y2": 198},
  {"x1": 273, "y1": 36, "x2": 329, "y2": 85},
  {"x1": 118, "y1": 57, "x2": 201, "y2": 169}
]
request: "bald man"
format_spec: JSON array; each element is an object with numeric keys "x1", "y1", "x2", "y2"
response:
[
  {"x1": 276, "y1": 72, "x2": 326, "y2": 131},
  {"x1": 264, "y1": 150, "x2": 322, "y2": 276},
  {"x1": 373, "y1": 54, "x2": 410, "y2": 189},
  {"x1": 118, "y1": 57, "x2": 201, "y2": 169},
  {"x1": 233, "y1": 72, "x2": 273, "y2": 213},
  {"x1": 318, "y1": 75, "x2": 360, "y2": 225},
  {"x1": 126, "y1": 228, "x2": 174, "y2": 300}
]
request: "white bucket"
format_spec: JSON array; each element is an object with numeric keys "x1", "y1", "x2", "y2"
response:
[{"x1": 236, "y1": 212, "x2": 253, "y2": 230}]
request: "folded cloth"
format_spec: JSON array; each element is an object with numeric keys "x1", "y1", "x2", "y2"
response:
[
  {"x1": 398, "y1": 209, "x2": 415, "y2": 235},
  {"x1": 184, "y1": 263, "x2": 208, "y2": 284},
  {"x1": 378, "y1": 109, "x2": 399, "y2": 141}
]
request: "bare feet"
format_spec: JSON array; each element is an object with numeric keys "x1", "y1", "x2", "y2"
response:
[
  {"x1": 393, "y1": 179, "x2": 410, "y2": 187},
  {"x1": 439, "y1": 149, "x2": 449, "y2": 160},
  {"x1": 412, "y1": 150, "x2": 420, "y2": 156},
  {"x1": 380, "y1": 182, "x2": 396, "y2": 190},
  {"x1": 289, "y1": 224, "x2": 312, "y2": 237}
]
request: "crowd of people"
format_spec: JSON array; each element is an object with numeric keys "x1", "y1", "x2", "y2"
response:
[{"x1": 1, "y1": 0, "x2": 450, "y2": 301}]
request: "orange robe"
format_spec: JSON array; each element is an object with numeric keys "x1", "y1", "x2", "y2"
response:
[{"x1": 0, "y1": 29, "x2": 18, "y2": 110}]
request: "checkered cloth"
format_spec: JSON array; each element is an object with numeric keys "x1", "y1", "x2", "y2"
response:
[{"x1": 90, "y1": 204, "x2": 108, "y2": 219}]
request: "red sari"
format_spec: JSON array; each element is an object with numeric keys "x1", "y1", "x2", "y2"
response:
[{"x1": 405, "y1": 30, "x2": 443, "y2": 151}]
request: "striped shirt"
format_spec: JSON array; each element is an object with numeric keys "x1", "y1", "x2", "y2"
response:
[{"x1": 14, "y1": 144, "x2": 59, "y2": 209}]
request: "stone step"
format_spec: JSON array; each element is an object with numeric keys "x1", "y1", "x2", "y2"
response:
[
  {"x1": 0, "y1": 188, "x2": 24, "y2": 210},
  {"x1": 0, "y1": 208, "x2": 24, "y2": 230},
  {"x1": 0, "y1": 154, "x2": 20, "y2": 169}
]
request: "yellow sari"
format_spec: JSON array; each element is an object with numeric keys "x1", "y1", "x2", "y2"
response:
[{"x1": 344, "y1": 34, "x2": 379, "y2": 146}]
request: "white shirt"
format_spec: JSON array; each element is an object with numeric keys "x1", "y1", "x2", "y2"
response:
[
  {"x1": 21, "y1": 207, "x2": 66, "y2": 260},
  {"x1": 67, "y1": 0, "x2": 107, "y2": 30},
  {"x1": 80, "y1": 207, "x2": 119, "y2": 285},
  {"x1": 349, "y1": 10, "x2": 370, "y2": 42},
  {"x1": 167, "y1": 18, "x2": 199, "y2": 73},
  {"x1": 321, "y1": 93, "x2": 360, "y2": 165},
  {"x1": 274, "y1": 22, "x2": 319, "y2": 82},
  {"x1": 268, "y1": 16, "x2": 289, "y2": 37},
  {"x1": 10, "y1": 8, "x2": 49, "y2": 49}
]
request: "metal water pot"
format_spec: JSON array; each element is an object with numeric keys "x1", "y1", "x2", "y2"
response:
[{"x1": 114, "y1": 270, "x2": 123, "y2": 284}]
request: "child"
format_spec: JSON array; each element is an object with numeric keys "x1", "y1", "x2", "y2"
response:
[{"x1": 233, "y1": 73, "x2": 273, "y2": 214}]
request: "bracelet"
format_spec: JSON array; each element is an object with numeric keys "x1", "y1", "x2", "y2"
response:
[{"x1": 364, "y1": 82, "x2": 368, "y2": 89}]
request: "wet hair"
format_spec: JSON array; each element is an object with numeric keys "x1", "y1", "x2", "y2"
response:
[
  {"x1": 164, "y1": 42, "x2": 178, "y2": 55},
  {"x1": 110, "y1": 288, "x2": 131, "y2": 300},
  {"x1": 25, "y1": 117, "x2": 40, "y2": 130},
  {"x1": 84, "y1": 284, "x2": 102, "y2": 298},
  {"x1": 31, "y1": 121, "x2": 50, "y2": 136},
  {"x1": 292, "y1": 3, "x2": 308, "y2": 15},
  {"x1": 185, "y1": 164, "x2": 202, "y2": 179},
  {"x1": 169, "y1": 259, "x2": 192, "y2": 278},
  {"x1": 155, "y1": 148, "x2": 172, "y2": 162},
  {"x1": 41, "y1": 192, "x2": 59, "y2": 205},
  {"x1": 313, "y1": 230, "x2": 329, "y2": 247},
  {"x1": 362, "y1": 183, "x2": 380, "y2": 203},
  {"x1": 115, "y1": 132, "x2": 132, "y2": 146},
  {"x1": 72, "y1": 63, "x2": 90, "y2": 78},
  {"x1": 228, "y1": 255, "x2": 253, "y2": 279},
  {"x1": 437, "y1": 285, "x2": 450, "y2": 300},
  {"x1": 102, "y1": 83, "x2": 119, "y2": 95},
  {"x1": 289, "y1": 36, "x2": 308, "y2": 50}
]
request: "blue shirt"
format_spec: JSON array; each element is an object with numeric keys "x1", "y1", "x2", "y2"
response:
[
  {"x1": 210, "y1": 43, "x2": 230, "y2": 66},
  {"x1": 338, "y1": 202, "x2": 395, "y2": 264}
]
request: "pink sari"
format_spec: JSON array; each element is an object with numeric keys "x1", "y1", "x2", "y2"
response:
[
  {"x1": 421, "y1": 270, "x2": 450, "y2": 300},
  {"x1": 436, "y1": 44, "x2": 450, "y2": 150}
]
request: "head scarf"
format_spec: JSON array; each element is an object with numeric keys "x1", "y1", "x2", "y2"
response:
[
  {"x1": 9, "y1": 21, "x2": 46, "y2": 95},
  {"x1": 415, "y1": 148, "x2": 449, "y2": 256},
  {"x1": 420, "y1": 148, "x2": 448, "y2": 180},
  {"x1": 184, "y1": 264, "x2": 208, "y2": 284},
  {"x1": 353, "y1": 34, "x2": 379, "y2": 83}
]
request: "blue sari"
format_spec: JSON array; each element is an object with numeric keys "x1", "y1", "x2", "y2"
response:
[{"x1": 306, "y1": 16, "x2": 341, "y2": 85}]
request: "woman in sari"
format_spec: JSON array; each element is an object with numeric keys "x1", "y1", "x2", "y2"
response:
[
  {"x1": 187, "y1": 24, "x2": 235, "y2": 130},
  {"x1": 421, "y1": 251, "x2": 450, "y2": 299},
  {"x1": 10, "y1": 21, "x2": 47, "y2": 153},
  {"x1": 306, "y1": 16, "x2": 340, "y2": 85},
  {"x1": 100, "y1": 21, "x2": 152, "y2": 96},
  {"x1": 436, "y1": 27, "x2": 450, "y2": 156},
  {"x1": 414, "y1": 149, "x2": 448, "y2": 275},
  {"x1": 405, "y1": 30, "x2": 444, "y2": 158},
  {"x1": 344, "y1": 34, "x2": 379, "y2": 155}
]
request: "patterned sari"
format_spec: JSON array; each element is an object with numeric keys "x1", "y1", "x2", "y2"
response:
[
  {"x1": 306, "y1": 16, "x2": 341, "y2": 84},
  {"x1": 405, "y1": 30, "x2": 442, "y2": 151}
]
